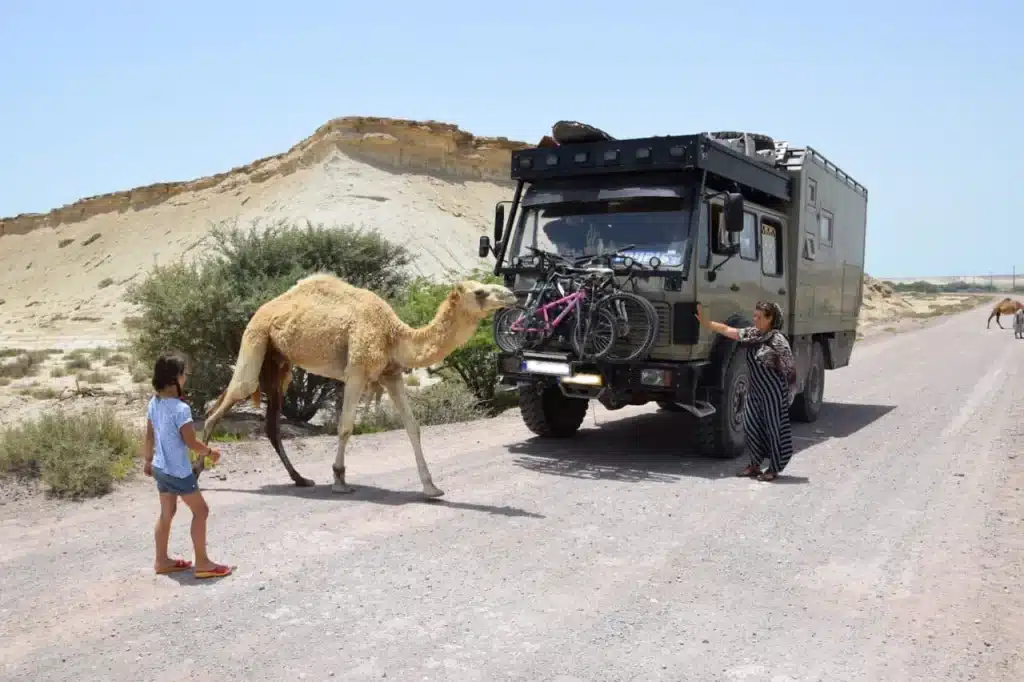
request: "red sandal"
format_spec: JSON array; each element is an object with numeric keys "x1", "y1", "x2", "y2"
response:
[
  {"x1": 155, "y1": 558, "x2": 193, "y2": 575},
  {"x1": 194, "y1": 563, "x2": 233, "y2": 579}
]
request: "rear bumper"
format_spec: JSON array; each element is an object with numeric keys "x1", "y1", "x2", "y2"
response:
[{"x1": 496, "y1": 350, "x2": 709, "y2": 402}]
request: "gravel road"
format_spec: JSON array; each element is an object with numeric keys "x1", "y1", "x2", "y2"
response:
[{"x1": 2, "y1": 306, "x2": 1022, "y2": 682}]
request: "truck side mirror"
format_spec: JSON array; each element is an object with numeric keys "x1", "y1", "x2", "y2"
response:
[
  {"x1": 723, "y1": 192, "x2": 745, "y2": 233},
  {"x1": 494, "y1": 203, "x2": 506, "y2": 243},
  {"x1": 478, "y1": 235, "x2": 492, "y2": 259}
]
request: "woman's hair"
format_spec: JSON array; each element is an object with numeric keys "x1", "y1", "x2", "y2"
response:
[
  {"x1": 755, "y1": 300, "x2": 784, "y2": 330},
  {"x1": 151, "y1": 352, "x2": 188, "y2": 395}
]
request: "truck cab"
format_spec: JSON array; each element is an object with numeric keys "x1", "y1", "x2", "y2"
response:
[{"x1": 478, "y1": 127, "x2": 868, "y2": 458}]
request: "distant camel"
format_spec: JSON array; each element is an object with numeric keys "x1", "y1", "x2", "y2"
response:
[{"x1": 986, "y1": 297, "x2": 1024, "y2": 329}]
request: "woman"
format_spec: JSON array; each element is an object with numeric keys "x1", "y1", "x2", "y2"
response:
[{"x1": 696, "y1": 301, "x2": 797, "y2": 481}]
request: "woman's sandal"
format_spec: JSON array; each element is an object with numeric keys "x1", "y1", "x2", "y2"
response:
[
  {"x1": 757, "y1": 471, "x2": 779, "y2": 482},
  {"x1": 736, "y1": 465, "x2": 762, "y2": 477}
]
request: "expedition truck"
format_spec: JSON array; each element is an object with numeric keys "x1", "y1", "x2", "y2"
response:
[{"x1": 476, "y1": 126, "x2": 868, "y2": 458}]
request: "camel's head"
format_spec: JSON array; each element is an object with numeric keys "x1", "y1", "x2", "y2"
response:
[{"x1": 451, "y1": 280, "x2": 517, "y2": 317}]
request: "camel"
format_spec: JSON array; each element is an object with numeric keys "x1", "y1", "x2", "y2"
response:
[
  {"x1": 986, "y1": 297, "x2": 1024, "y2": 329},
  {"x1": 199, "y1": 272, "x2": 516, "y2": 497}
]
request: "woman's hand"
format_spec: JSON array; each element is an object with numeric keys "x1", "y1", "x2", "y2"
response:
[
  {"x1": 143, "y1": 460, "x2": 153, "y2": 477},
  {"x1": 695, "y1": 303, "x2": 708, "y2": 327}
]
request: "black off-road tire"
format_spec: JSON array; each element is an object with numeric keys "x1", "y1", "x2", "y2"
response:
[
  {"x1": 519, "y1": 382, "x2": 589, "y2": 438},
  {"x1": 694, "y1": 347, "x2": 749, "y2": 459},
  {"x1": 790, "y1": 340, "x2": 825, "y2": 423}
]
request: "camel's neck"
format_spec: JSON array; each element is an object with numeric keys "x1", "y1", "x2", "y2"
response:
[{"x1": 394, "y1": 293, "x2": 482, "y2": 368}]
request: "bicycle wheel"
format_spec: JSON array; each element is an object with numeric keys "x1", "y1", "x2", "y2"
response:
[
  {"x1": 493, "y1": 305, "x2": 529, "y2": 353},
  {"x1": 593, "y1": 291, "x2": 660, "y2": 362},
  {"x1": 571, "y1": 303, "x2": 619, "y2": 360}
]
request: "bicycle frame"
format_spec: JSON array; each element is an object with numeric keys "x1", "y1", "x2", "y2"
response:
[{"x1": 509, "y1": 285, "x2": 588, "y2": 337}]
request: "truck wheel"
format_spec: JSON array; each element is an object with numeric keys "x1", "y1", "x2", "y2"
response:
[
  {"x1": 790, "y1": 340, "x2": 825, "y2": 423},
  {"x1": 519, "y1": 382, "x2": 589, "y2": 437},
  {"x1": 694, "y1": 348, "x2": 749, "y2": 459}
]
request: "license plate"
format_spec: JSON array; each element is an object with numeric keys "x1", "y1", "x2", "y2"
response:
[{"x1": 521, "y1": 359, "x2": 571, "y2": 376}]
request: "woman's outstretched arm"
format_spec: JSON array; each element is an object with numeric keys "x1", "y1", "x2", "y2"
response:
[{"x1": 695, "y1": 304, "x2": 741, "y2": 340}]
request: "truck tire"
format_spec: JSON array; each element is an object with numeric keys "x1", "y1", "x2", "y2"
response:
[
  {"x1": 790, "y1": 340, "x2": 825, "y2": 423},
  {"x1": 519, "y1": 382, "x2": 589, "y2": 437},
  {"x1": 694, "y1": 347, "x2": 749, "y2": 459}
]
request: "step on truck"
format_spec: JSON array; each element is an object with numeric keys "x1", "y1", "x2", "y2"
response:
[{"x1": 477, "y1": 122, "x2": 868, "y2": 458}]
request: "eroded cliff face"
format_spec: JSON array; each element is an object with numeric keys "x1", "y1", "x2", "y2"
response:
[{"x1": 0, "y1": 116, "x2": 532, "y2": 237}]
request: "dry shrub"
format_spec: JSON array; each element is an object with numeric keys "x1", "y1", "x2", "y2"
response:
[{"x1": 0, "y1": 409, "x2": 139, "y2": 499}]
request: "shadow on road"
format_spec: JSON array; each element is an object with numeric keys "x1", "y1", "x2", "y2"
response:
[
  {"x1": 508, "y1": 401, "x2": 896, "y2": 484},
  {"x1": 208, "y1": 482, "x2": 545, "y2": 519}
]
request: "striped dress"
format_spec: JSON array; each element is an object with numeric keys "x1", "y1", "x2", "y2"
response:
[{"x1": 737, "y1": 327, "x2": 796, "y2": 474}]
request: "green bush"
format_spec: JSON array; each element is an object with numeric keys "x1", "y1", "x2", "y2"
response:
[
  {"x1": 395, "y1": 269, "x2": 505, "y2": 410},
  {"x1": 123, "y1": 218, "x2": 413, "y2": 418},
  {"x1": 351, "y1": 381, "x2": 486, "y2": 435},
  {"x1": 0, "y1": 409, "x2": 139, "y2": 499}
]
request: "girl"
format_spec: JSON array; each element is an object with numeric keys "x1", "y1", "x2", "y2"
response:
[
  {"x1": 142, "y1": 352, "x2": 232, "y2": 578},
  {"x1": 696, "y1": 301, "x2": 797, "y2": 481}
]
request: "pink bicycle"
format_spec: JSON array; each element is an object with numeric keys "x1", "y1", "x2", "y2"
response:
[{"x1": 493, "y1": 269, "x2": 618, "y2": 360}]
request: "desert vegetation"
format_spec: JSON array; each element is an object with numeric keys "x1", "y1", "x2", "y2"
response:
[{"x1": 0, "y1": 219, "x2": 511, "y2": 499}]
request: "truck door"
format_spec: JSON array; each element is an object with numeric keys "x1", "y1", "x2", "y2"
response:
[{"x1": 696, "y1": 201, "x2": 762, "y2": 345}]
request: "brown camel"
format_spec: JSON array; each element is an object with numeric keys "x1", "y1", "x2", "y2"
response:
[
  {"x1": 986, "y1": 297, "x2": 1024, "y2": 329},
  {"x1": 199, "y1": 272, "x2": 515, "y2": 497}
]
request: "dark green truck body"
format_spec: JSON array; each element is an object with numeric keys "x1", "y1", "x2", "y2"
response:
[{"x1": 477, "y1": 129, "x2": 868, "y2": 456}]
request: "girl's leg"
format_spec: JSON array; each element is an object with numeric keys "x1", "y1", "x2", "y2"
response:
[
  {"x1": 154, "y1": 493, "x2": 192, "y2": 573},
  {"x1": 179, "y1": 490, "x2": 231, "y2": 577},
  {"x1": 154, "y1": 493, "x2": 177, "y2": 567}
]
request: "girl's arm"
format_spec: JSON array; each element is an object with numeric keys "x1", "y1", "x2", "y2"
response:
[
  {"x1": 695, "y1": 304, "x2": 741, "y2": 340},
  {"x1": 179, "y1": 422, "x2": 218, "y2": 458},
  {"x1": 140, "y1": 419, "x2": 155, "y2": 462}
]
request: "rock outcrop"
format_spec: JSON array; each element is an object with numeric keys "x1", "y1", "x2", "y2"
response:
[{"x1": 0, "y1": 116, "x2": 532, "y2": 238}]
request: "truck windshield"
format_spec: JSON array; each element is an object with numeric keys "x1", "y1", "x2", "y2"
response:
[{"x1": 509, "y1": 196, "x2": 690, "y2": 269}]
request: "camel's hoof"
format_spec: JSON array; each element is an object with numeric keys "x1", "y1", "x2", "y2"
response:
[
  {"x1": 331, "y1": 483, "x2": 355, "y2": 494},
  {"x1": 293, "y1": 477, "x2": 316, "y2": 487},
  {"x1": 422, "y1": 485, "x2": 445, "y2": 499}
]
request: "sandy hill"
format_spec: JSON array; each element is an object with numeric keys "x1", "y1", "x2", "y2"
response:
[
  {"x1": 0, "y1": 117, "x2": 531, "y2": 348},
  {"x1": 0, "y1": 115, "x2": 914, "y2": 349}
]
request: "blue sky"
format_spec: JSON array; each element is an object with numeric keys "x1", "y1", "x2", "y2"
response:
[{"x1": 1, "y1": 0, "x2": 1020, "y2": 278}]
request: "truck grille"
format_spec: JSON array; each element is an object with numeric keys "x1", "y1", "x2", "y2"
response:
[{"x1": 651, "y1": 301, "x2": 671, "y2": 347}]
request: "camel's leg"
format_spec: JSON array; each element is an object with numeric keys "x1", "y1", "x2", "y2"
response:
[
  {"x1": 996, "y1": 312, "x2": 1004, "y2": 329},
  {"x1": 331, "y1": 371, "x2": 367, "y2": 494},
  {"x1": 381, "y1": 373, "x2": 444, "y2": 498},
  {"x1": 261, "y1": 355, "x2": 315, "y2": 487},
  {"x1": 202, "y1": 386, "x2": 250, "y2": 445}
]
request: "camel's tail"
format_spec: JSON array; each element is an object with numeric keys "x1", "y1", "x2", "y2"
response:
[{"x1": 204, "y1": 326, "x2": 271, "y2": 419}]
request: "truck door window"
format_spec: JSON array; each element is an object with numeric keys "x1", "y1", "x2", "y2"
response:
[
  {"x1": 760, "y1": 217, "x2": 784, "y2": 277},
  {"x1": 819, "y1": 209, "x2": 834, "y2": 247},
  {"x1": 739, "y1": 211, "x2": 758, "y2": 261}
]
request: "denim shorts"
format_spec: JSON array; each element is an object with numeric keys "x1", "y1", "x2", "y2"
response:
[{"x1": 152, "y1": 467, "x2": 199, "y2": 495}]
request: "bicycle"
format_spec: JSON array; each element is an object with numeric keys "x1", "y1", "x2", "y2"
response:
[
  {"x1": 493, "y1": 249, "x2": 619, "y2": 360},
  {"x1": 570, "y1": 246, "x2": 661, "y2": 363}
]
